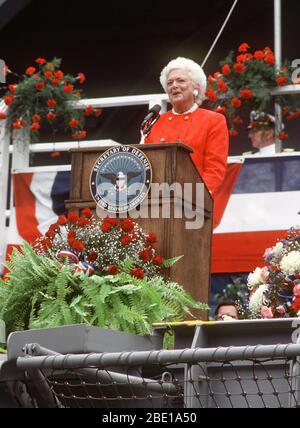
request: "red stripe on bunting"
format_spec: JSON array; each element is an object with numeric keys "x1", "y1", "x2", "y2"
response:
[
  {"x1": 212, "y1": 230, "x2": 287, "y2": 273},
  {"x1": 13, "y1": 173, "x2": 42, "y2": 242},
  {"x1": 213, "y1": 163, "x2": 242, "y2": 229}
]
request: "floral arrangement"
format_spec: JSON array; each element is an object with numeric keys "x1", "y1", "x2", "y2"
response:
[
  {"x1": 205, "y1": 43, "x2": 300, "y2": 140},
  {"x1": 0, "y1": 57, "x2": 102, "y2": 142},
  {"x1": 0, "y1": 210, "x2": 207, "y2": 336},
  {"x1": 33, "y1": 208, "x2": 178, "y2": 279},
  {"x1": 247, "y1": 228, "x2": 300, "y2": 319}
]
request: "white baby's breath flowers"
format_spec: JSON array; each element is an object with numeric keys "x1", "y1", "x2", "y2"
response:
[
  {"x1": 249, "y1": 284, "x2": 269, "y2": 316},
  {"x1": 247, "y1": 267, "x2": 265, "y2": 291},
  {"x1": 280, "y1": 251, "x2": 300, "y2": 276}
]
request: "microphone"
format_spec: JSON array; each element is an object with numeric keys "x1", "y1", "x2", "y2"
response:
[{"x1": 141, "y1": 104, "x2": 161, "y2": 128}]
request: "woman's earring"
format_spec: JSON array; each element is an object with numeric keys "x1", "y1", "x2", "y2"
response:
[{"x1": 193, "y1": 90, "x2": 199, "y2": 97}]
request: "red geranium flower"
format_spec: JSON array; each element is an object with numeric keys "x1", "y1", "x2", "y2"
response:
[
  {"x1": 47, "y1": 99, "x2": 57, "y2": 108},
  {"x1": 217, "y1": 79, "x2": 228, "y2": 93},
  {"x1": 12, "y1": 119, "x2": 25, "y2": 129},
  {"x1": 238, "y1": 43, "x2": 250, "y2": 53},
  {"x1": 240, "y1": 89, "x2": 253, "y2": 100},
  {"x1": 25, "y1": 66, "x2": 36, "y2": 75},
  {"x1": 50, "y1": 151, "x2": 60, "y2": 158},
  {"x1": 153, "y1": 254, "x2": 163, "y2": 266},
  {"x1": 205, "y1": 88, "x2": 218, "y2": 103},
  {"x1": 231, "y1": 97, "x2": 242, "y2": 108},
  {"x1": 4, "y1": 95, "x2": 15, "y2": 105},
  {"x1": 208, "y1": 75, "x2": 215, "y2": 84},
  {"x1": 47, "y1": 112, "x2": 56, "y2": 120},
  {"x1": 131, "y1": 267, "x2": 144, "y2": 279},
  {"x1": 57, "y1": 215, "x2": 68, "y2": 225},
  {"x1": 236, "y1": 54, "x2": 247, "y2": 63},
  {"x1": 44, "y1": 71, "x2": 53, "y2": 79},
  {"x1": 68, "y1": 211, "x2": 79, "y2": 224},
  {"x1": 51, "y1": 79, "x2": 60, "y2": 86},
  {"x1": 101, "y1": 222, "x2": 113, "y2": 233},
  {"x1": 72, "y1": 130, "x2": 87, "y2": 139},
  {"x1": 84, "y1": 105, "x2": 94, "y2": 116},
  {"x1": 146, "y1": 232, "x2": 157, "y2": 245},
  {"x1": 78, "y1": 216, "x2": 90, "y2": 227},
  {"x1": 234, "y1": 63, "x2": 246, "y2": 74},
  {"x1": 31, "y1": 114, "x2": 42, "y2": 122},
  {"x1": 64, "y1": 83, "x2": 74, "y2": 94},
  {"x1": 95, "y1": 108, "x2": 102, "y2": 117},
  {"x1": 69, "y1": 119, "x2": 80, "y2": 129},
  {"x1": 222, "y1": 64, "x2": 231, "y2": 76},
  {"x1": 55, "y1": 70, "x2": 64, "y2": 80},
  {"x1": 276, "y1": 76, "x2": 287, "y2": 86},
  {"x1": 77, "y1": 73, "x2": 86, "y2": 84},
  {"x1": 35, "y1": 58, "x2": 46, "y2": 64},
  {"x1": 8, "y1": 84, "x2": 16, "y2": 94},
  {"x1": 108, "y1": 264, "x2": 119, "y2": 275},
  {"x1": 68, "y1": 230, "x2": 77, "y2": 244},
  {"x1": 254, "y1": 50, "x2": 264, "y2": 60},
  {"x1": 264, "y1": 54, "x2": 275, "y2": 65},
  {"x1": 35, "y1": 82, "x2": 45, "y2": 91},
  {"x1": 30, "y1": 122, "x2": 40, "y2": 132}
]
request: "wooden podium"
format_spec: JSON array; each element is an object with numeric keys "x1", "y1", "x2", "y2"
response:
[{"x1": 66, "y1": 143, "x2": 213, "y2": 315}]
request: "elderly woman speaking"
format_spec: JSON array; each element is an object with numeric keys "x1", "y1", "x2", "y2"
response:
[{"x1": 145, "y1": 57, "x2": 229, "y2": 196}]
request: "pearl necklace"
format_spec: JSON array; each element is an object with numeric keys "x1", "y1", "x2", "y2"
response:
[{"x1": 172, "y1": 103, "x2": 198, "y2": 115}]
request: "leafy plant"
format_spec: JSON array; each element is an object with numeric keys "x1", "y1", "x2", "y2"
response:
[{"x1": 0, "y1": 243, "x2": 207, "y2": 336}]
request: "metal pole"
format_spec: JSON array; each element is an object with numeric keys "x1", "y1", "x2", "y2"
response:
[{"x1": 274, "y1": 0, "x2": 283, "y2": 153}]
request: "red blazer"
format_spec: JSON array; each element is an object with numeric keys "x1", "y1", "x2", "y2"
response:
[{"x1": 145, "y1": 108, "x2": 229, "y2": 195}]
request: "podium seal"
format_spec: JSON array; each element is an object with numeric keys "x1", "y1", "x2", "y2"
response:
[{"x1": 90, "y1": 145, "x2": 152, "y2": 213}]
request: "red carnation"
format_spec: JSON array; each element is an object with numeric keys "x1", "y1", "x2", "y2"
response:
[
  {"x1": 64, "y1": 83, "x2": 74, "y2": 94},
  {"x1": 153, "y1": 254, "x2": 163, "y2": 266},
  {"x1": 51, "y1": 79, "x2": 60, "y2": 86},
  {"x1": 264, "y1": 54, "x2": 275, "y2": 65},
  {"x1": 35, "y1": 58, "x2": 46, "y2": 64},
  {"x1": 69, "y1": 118, "x2": 80, "y2": 129},
  {"x1": 108, "y1": 264, "x2": 119, "y2": 275},
  {"x1": 0, "y1": 113, "x2": 7, "y2": 120},
  {"x1": 82, "y1": 208, "x2": 92, "y2": 218},
  {"x1": 101, "y1": 222, "x2": 113, "y2": 233},
  {"x1": 4, "y1": 95, "x2": 14, "y2": 105},
  {"x1": 205, "y1": 88, "x2": 218, "y2": 103},
  {"x1": 234, "y1": 63, "x2": 246, "y2": 74},
  {"x1": 78, "y1": 216, "x2": 90, "y2": 227},
  {"x1": 87, "y1": 251, "x2": 98, "y2": 263},
  {"x1": 222, "y1": 64, "x2": 231, "y2": 76},
  {"x1": 30, "y1": 122, "x2": 40, "y2": 132},
  {"x1": 231, "y1": 97, "x2": 242, "y2": 108},
  {"x1": 50, "y1": 151, "x2": 60, "y2": 158},
  {"x1": 71, "y1": 239, "x2": 85, "y2": 253},
  {"x1": 95, "y1": 108, "x2": 102, "y2": 117},
  {"x1": 238, "y1": 43, "x2": 250, "y2": 53},
  {"x1": 236, "y1": 54, "x2": 247, "y2": 63},
  {"x1": 31, "y1": 115, "x2": 41, "y2": 122},
  {"x1": 45, "y1": 229, "x2": 56, "y2": 239},
  {"x1": 84, "y1": 105, "x2": 94, "y2": 116},
  {"x1": 35, "y1": 82, "x2": 45, "y2": 91},
  {"x1": 146, "y1": 232, "x2": 157, "y2": 245},
  {"x1": 77, "y1": 73, "x2": 86, "y2": 84},
  {"x1": 68, "y1": 230, "x2": 77, "y2": 244},
  {"x1": 13, "y1": 119, "x2": 25, "y2": 129},
  {"x1": 47, "y1": 112, "x2": 56, "y2": 120},
  {"x1": 276, "y1": 76, "x2": 287, "y2": 86},
  {"x1": 47, "y1": 99, "x2": 57, "y2": 108},
  {"x1": 121, "y1": 234, "x2": 132, "y2": 246},
  {"x1": 68, "y1": 211, "x2": 79, "y2": 224},
  {"x1": 42, "y1": 238, "x2": 52, "y2": 250},
  {"x1": 57, "y1": 215, "x2": 68, "y2": 225},
  {"x1": 25, "y1": 66, "x2": 36, "y2": 75},
  {"x1": 214, "y1": 72, "x2": 221, "y2": 79},
  {"x1": 121, "y1": 218, "x2": 134, "y2": 232},
  {"x1": 208, "y1": 75, "x2": 215, "y2": 85},
  {"x1": 254, "y1": 50, "x2": 264, "y2": 60},
  {"x1": 217, "y1": 79, "x2": 228, "y2": 93},
  {"x1": 139, "y1": 250, "x2": 152, "y2": 262},
  {"x1": 240, "y1": 89, "x2": 253, "y2": 100},
  {"x1": 55, "y1": 70, "x2": 64, "y2": 80},
  {"x1": 131, "y1": 267, "x2": 144, "y2": 279}
]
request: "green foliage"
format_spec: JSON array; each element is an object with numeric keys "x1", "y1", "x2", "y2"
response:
[
  {"x1": 213, "y1": 277, "x2": 249, "y2": 304},
  {"x1": 0, "y1": 244, "x2": 207, "y2": 336}
]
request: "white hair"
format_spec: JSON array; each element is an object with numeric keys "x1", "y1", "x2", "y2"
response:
[{"x1": 160, "y1": 57, "x2": 207, "y2": 105}]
